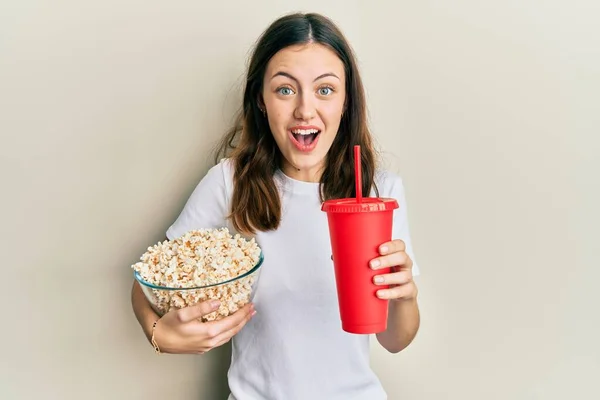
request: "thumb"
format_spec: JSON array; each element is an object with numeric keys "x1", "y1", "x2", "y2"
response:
[{"x1": 176, "y1": 300, "x2": 221, "y2": 323}]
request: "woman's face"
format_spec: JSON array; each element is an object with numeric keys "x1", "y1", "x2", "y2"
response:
[{"x1": 262, "y1": 43, "x2": 346, "y2": 182}]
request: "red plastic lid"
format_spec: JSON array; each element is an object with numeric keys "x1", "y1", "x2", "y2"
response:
[{"x1": 321, "y1": 197, "x2": 399, "y2": 213}]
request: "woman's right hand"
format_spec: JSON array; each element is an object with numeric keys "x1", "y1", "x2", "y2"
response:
[{"x1": 151, "y1": 300, "x2": 255, "y2": 354}]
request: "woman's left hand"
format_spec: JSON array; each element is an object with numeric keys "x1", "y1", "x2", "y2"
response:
[{"x1": 370, "y1": 239, "x2": 418, "y2": 301}]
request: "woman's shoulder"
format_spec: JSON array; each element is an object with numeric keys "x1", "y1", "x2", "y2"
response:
[
  {"x1": 375, "y1": 168, "x2": 403, "y2": 183},
  {"x1": 374, "y1": 168, "x2": 405, "y2": 197},
  {"x1": 185, "y1": 158, "x2": 236, "y2": 202},
  {"x1": 205, "y1": 157, "x2": 235, "y2": 184}
]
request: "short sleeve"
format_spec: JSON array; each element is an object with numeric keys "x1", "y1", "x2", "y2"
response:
[
  {"x1": 376, "y1": 171, "x2": 420, "y2": 277},
  {"x1": 165, "y1": 159, "x2": 234, "y2": 240}
]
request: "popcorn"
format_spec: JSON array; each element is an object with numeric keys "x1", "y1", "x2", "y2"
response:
[{"x1": 132, "y1": 228, "x2": 261, "y2": 321}]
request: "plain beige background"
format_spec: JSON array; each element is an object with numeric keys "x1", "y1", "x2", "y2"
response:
[{"x1": 1, "y1": 1, "x2": 598, "y2": 399}]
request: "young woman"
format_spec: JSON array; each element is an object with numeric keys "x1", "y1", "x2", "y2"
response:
[{"x1": 132, "y1": 12, "x2": 420, "y2": 400}]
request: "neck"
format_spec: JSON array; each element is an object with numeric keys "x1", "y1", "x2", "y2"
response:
[{"x1": 281, "y1": 161, "x2": 323, "y2": 183}]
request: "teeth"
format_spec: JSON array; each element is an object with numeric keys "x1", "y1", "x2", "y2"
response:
[{"x1": 291, "y1": 129, "x2": 319, "y2": 135}]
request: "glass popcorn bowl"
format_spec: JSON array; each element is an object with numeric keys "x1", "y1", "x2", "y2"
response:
[{"x1": 134, "y1": 252, "x2": 264, "y2": 322}]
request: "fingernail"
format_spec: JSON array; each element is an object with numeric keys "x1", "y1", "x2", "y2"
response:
[
  {"x1": 210, "y1": 300, "x2": 221, "y2": 308},
  {"x1": 374, "y1": 276, "x2": 384, "y2": 284},
  {"x1": 370, "y1": 260, "x2": 380, "y2": 269},
  {"x1": 376, "y1": 290, "x2": 386, "y2": 298},
  {"x1": 380, "y1": 246, "x2": 388, "y2": 254}
]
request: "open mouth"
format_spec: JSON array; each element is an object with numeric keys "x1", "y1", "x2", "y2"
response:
[{"x1": 289, "y1": 128, "x2": 321, "y2": 151}]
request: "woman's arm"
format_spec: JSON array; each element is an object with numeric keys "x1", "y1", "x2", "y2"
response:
[
  {"x1": 376, "y1": 297, "x2": 420, "y2": 353},
  {"x1": 131, "y1": 236, "x2": 169, "y2": 341},
  {"x1": 131, "y1": 280, "x2": 158, "y2": 342}
]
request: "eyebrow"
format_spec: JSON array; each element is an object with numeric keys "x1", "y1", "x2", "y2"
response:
[{"x1": 270, "y1": 71, "x2": 340, "y2": 82}]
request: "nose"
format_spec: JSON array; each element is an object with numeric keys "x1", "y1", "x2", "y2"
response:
[{"x1": 293, "y1": 93, "x2": 316, "y2": 121}]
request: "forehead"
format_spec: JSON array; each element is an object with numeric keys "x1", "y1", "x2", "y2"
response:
[{"x1": 265, "y1": 43, "x2": 345, "y2": 80}]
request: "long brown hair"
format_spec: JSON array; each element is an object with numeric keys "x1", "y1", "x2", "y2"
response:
[{"x1": 215, "y1": 12, "x2": 379, "y2": 235}]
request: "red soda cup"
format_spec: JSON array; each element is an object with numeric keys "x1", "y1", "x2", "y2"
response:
[{"x1": 322, "y1": 197, "x2": 398, "y2": 334}]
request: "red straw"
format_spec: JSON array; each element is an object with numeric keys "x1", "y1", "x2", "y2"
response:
[{"x1": 354, "y1": 145, "x2": 362, "y2": 203}]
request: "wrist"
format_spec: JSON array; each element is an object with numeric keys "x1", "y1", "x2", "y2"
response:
[
  {"x1": 132, "y1": 281, "x2": 160, "y2": 342},
  {"x1": 391, "y1": 292, "x2": 418, "y2": 306},
  {"x1": 150, "y1": 319, "x2": 162, "y2": 354},
  {"x1": 141, "y1": 311, "x2": 159, "y2": 342}
]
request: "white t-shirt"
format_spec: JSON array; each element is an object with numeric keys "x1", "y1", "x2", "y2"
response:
[{"x1": 166, "y1": 158, "x2": 420, "y2": 400}]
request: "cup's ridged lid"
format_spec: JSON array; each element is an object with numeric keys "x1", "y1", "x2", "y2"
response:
[{"x1": 321, "y1": 197, "x2": 399, "y2": 213}]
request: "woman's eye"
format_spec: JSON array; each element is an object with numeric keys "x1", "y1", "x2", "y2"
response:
[
  {"x1": 277, "y1": 87, "x2": 294, "y2": 96},
  {"x1": 318, "y1": 87, "x2": 333, "y2": 96}
]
